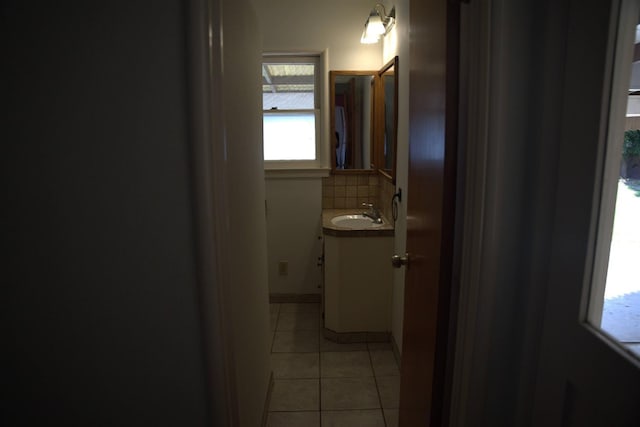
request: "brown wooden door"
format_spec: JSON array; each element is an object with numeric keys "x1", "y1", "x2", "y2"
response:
[{"x1": 399, "y1": 0, "x2": 460, "y2": 425}]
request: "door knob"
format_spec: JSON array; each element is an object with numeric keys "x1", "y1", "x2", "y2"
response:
[{"x1": 391, "y1": 253, "x2": 410, "y2": 269}]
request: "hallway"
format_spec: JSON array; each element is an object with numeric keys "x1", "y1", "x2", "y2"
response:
[{"x1": 267, "y1": 303, "x2": 400, "y2": 426}]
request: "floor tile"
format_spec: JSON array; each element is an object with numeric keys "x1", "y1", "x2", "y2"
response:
[
  {"x1": 321, "y1": 409, "x2": 385, "y2": 427},
  {"x1": 321, "y1": 377, "x2": 380, "y2": 410},
  {"x1": 271, "y1": 353, "x2": 319, "y2": 379},
  {"x1": 267, "y1": 411, "x2": 320, "y2": 427},
  {"x1": 376, "y1": 376, "x2": 400, "y2": 409},
  {"x1": 320, "y1": 338, "x2": 367, "y2": 352},
  {"x1": 383, "y1": 408, "x2": 399, "y2": 427},
  {"x1": 321, "y1": 351, "x2": 373, "y2": 378},
  {"x1": 272, "y1": 330, "x2": 319, "y2": 353},
  {"x1": 367, "y1": 342, "x2": 392, "y2": 351},
  {"x1": 269, "y1": 379, "x2": 319, "y2": 411},
  {"x1": 279, "y1": 303, "x2": 320, "y2": 313},
  {"x1": 367, "y1": 332, "x2": 391, "y2": 343},
  {"x1": 270, "y1": 303, "x2": 281, "y2": 315},
  {"x1": 267, "y1": 300, "x2": 400, "y2": 418},
  {"x1": 270, "y1": 312, "x2": 279, "y2": 332},
  {"x1": 277, "y1": 312, "x2": 320, "y2": 331},
  {"x1": 370, "y1": 350, "x2": 400, "y2": 377}
]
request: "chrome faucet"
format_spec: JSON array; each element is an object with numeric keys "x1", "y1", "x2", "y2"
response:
[{"x1": 362, "y1": 203, "x2": 383, "y2": 224}]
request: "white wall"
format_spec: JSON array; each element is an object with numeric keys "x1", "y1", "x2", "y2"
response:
[
  {"x1": 254, "y1": 0, "x2": 382, "y2": 70},
  {"x1": 383, "y1": 0, "x2": 410, "y2": 353},
  {"x1": 3, "y1": 1, "x2": 211, "y2": 424},
  {"x1": 255, "y1": 0, "x2": 383, "y2": 296},
  {"x1": 3, "y1": 1, "x2": 272, "y2": 425},
  {"x1": 265, "y1": 179, "x2": 323, "y2": 294},
  {"x1": 221, "y1": 0, "x2": 273, "y2": 425}
]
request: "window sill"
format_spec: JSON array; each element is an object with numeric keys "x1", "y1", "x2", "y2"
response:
[{"x1": 264, "y1": 167, "x2": 331, "y2": 179}]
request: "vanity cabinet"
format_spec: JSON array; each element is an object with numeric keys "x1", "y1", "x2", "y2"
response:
[{"x1": 323, "y1": 233, "x2": 393, "y2": 334}]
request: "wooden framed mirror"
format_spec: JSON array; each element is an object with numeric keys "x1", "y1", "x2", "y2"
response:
[
  {"x1": 329, "y1": 71, "x2": 377, "y2": 171},
  {"x1": 375, "y1": 56, "x2": 398, "y2": 183},
  {"x1": 329, "y1": 56, "x2": 399, "y2": 181}
]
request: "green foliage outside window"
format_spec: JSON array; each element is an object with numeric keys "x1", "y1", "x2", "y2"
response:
[{"x1": 623, "y1": 129, "x2": 640, "y2": 158}]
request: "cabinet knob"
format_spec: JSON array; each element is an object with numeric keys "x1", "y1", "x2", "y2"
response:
[{"x1": 391, "y1": 253, "x2": 410, "y2": 269}]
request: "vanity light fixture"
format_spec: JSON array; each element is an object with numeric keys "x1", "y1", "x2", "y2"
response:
[{"x1": 360, "y1": 3, "x2": 396, "y2": 44}]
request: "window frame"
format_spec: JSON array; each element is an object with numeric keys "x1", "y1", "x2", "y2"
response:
[{"x1": 262, "y1": 53, "x2": 328, "y2": 173}]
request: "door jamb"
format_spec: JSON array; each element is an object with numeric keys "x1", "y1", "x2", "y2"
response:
[{"x1": 186, "y1": 0, "x2": 238, "y2": 424}]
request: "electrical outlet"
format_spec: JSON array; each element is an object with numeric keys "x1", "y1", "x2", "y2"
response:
[{"x1": 278, "y1": 261, "x2": 288, "y2": 276}]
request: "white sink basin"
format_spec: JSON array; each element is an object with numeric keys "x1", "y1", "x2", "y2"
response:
[{"x1": 330, "y1": 214, "x2": 384, "y2": 229}]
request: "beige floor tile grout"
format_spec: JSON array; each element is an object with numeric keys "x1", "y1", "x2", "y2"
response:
[
  {"x1": 317, "y1": 319, "x2": 322, "y2": 424},
  {"x1": 268, "y1": 302, "x2": 398, "y2": 424},
  {"x1": 368, "y1": 348, "x2": 388, "y2": 427}
]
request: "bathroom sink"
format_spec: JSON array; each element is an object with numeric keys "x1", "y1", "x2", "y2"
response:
[{"x1": 330, "y1": 214, "x2": 384, "y2": 229}]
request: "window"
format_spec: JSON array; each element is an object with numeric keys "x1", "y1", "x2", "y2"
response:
[
  {"x1": 262, "y1": 55, "x2": 320, "y2": 165},
  {"x1": 587, "y1": 17, "x2": 640, "y2": 360}
]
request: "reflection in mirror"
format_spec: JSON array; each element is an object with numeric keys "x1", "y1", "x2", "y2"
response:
[
  {"x1": 377, "y1": 56, "x2": 398, "y2": 183},
  {"x1": 330, "y1": 71, "x2": 376, "y2": 170}
]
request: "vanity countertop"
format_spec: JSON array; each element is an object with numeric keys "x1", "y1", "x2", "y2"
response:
[{"x1": 322, "y1": 209, "x2": 394, "y2": 237}]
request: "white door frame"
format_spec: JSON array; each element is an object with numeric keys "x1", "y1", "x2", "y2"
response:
[{"x1": 186, "y1": 0, "x2": 238, "y2": 424}]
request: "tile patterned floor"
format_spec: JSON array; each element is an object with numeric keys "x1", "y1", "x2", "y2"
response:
[{"x1": 267, "y1": 303, "x2": 400, "y2": 427}]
